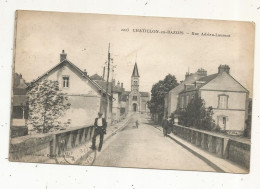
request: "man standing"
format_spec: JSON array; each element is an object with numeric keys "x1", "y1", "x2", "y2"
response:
[
  {"x1": 91, "y1": 112, "x2": 107, "y2": 152},
  {"x1": 162, "y1": 115, "x2": 169, "y2": 137}
]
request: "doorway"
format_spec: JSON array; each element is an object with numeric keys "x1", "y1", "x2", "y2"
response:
[
  {"x1": 218, "y1": 116, "x2": 227, "y2": 130},
  {"x1": 133, "y1": 103, "x2": 137, "y2": 112}
]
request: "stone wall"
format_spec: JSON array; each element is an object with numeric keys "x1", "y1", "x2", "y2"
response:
[
  {"x1": 171, "y1": 124, "x2": 250, "y2": 169},
  {"x1": 9, "y1": 125, "x2": 95, "y2": 163}
]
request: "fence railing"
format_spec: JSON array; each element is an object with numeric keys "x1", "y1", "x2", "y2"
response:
[
  {"x1": 171, "y1": 124, "x2": 251, "y2": 169},
  {"x1": 9, "y1": 125, "x2": 95, "y2": 163}
]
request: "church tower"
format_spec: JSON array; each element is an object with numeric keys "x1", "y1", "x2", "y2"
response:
[{"x1": 131, "y1": 62, "x2": 140, "y2": 93}]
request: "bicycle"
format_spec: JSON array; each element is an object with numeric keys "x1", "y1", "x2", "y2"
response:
[{"x1": 54, "y1": 143, "x2": 97, "y2": 166}]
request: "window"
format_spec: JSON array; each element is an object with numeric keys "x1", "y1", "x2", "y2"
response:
[
  {"x1": 186, "y1": 95, "x2": 190, "y2": 107},
  {"x1": 181, "y1": 96, "x2": 184, "y2": 108},
  {"x1": 218, "y1": 95, "x2": 228, "y2": 109},
  {"x1": 133, "y1": 96, "x2": 137, "y2": 101},
  {"x1": 63, "y1": 76, "x2": 69, "y2": 88}
]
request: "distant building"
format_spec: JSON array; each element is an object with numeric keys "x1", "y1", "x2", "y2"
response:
[
  {"x1": 164, "y1": 68, "x2": 208, "y2": 117},
  {"x1": 122, "y1": 62, "x2": 150, "y2": 113},
  {"x1": 177, "y1": 65, "x2": 249, "y2": 135},
  {"x1": 90, "y1": 74, "x2": 125, "y2": 123},
  {"x1": 28, "y1": 50, "x2": 113, "y2": 127},
  {"x1": 11, "y1": 73, "x2": 28, "y2": 137}
]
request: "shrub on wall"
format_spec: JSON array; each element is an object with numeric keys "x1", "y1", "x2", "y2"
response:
[{"x1": 177, "y1": 93, "x2": 217, "y2": 131}]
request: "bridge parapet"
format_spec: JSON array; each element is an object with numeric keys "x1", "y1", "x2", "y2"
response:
[
  {"x1": 171, "y1": 124, "x2": 251, "y2": 169},
  {"x1": 9, "y1": 125, "x2": 94, "y2": 163}
]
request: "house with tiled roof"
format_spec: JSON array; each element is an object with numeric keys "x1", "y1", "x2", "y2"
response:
[
  {"x1": 177, "y1": 65, "x2": 249, "y2": 135},
  {"x1": 90, "y1": 73, "x2": 125, "y2": 123},
  {"x1": 27, "y1": 50, "x2": 113, "y2": 127},
  {"x1": 164, "y1": 68, "x2": 208, "y2": 117}
]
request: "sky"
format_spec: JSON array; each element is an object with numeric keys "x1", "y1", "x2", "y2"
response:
[{"x1": 14, "y1": 11, "x2": 255, "y2": 96}]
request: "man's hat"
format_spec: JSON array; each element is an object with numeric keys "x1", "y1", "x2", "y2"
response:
[{"x1": 98, "y1": 112, "x2": 103, "y2": 115}]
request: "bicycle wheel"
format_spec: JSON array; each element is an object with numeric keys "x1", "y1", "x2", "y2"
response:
[
  {"x1": 80, "y1": 149, "x2": 97, "y2": 166},
  {"x1": 54, "y1": 144, "x2": 97, "y2": 166}
]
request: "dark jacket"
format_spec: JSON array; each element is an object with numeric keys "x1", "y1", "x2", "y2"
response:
[
  {"x1": 162, "y1": 119, "x2": 169, "y2": 129},
  {"x1": 94, "y1": 118, "x2": 107, "y2": 133}
]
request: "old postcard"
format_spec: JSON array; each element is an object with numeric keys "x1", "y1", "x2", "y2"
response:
[{"x1": 9, "y1": 10, "x2": 254, "y2": 173}]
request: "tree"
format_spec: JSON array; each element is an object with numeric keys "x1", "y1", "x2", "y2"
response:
[
  {"x1": 148, "y1": 74, "x2": 178, "y2": 123},
  {"x1": 27, "y1": 79, "x2": 71, "y2": 133},
  {"x1": 177, "y1": 93, "x2": 217, "y2": 131}
]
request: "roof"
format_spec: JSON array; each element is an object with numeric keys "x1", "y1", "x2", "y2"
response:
[
  {"x1": 200, "y1": 71, "x2": 248, "y2": 93},
  {"x1": 13, "y1": 73, "x2": 28, "y2": 89},
  {"x1": 179, "y1": 73, "x2": 218, "y2": 94},
  {"x1": 140, "y1": 92, "x2": 149, "y2": 97},
  {"x1": 121, "y1": 91, "x2": 131, "y2": 101},
  {"x1": 197, "y1": 73, "x2": 218, "y2": 86},
  {"x1": 113, "y1": 85, "x2": 124, "y2": 93},
  {"x1": 180, "y1": 71, "x2": 248, "y2": 94},
  {"x1": 94, "y1": 80, "x2": 124, "y2": 94},
  {"x1": 166, "y1": 73, "x2": 202, "y2": 96},
  {"x1": 28, "y1": 59, "x2": 111, "y2": 96},
  {"x1": 95, "y1": 80, "x2": 112, "y2": 93},
  {"x1": 132, "y1": 62, "x2": 140, "y2": 77},
  {"x1": 90, "y1": 74, "x2": 104, "y2": 81}
]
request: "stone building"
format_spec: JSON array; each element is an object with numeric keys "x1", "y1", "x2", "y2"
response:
[
  {"x1": 164, "y1": 68, "x2": 208, "y2": 117},
  {"x1": 28, "y1": 50, "x2": 113, "y2": 128},
  {"x1": 90, "y1": 74, "x2": 125, "y2": 123},
  {"x1": 122, "y1": 62, "x2": 150, "y2": 113},
  {"x1": 177, "y1": 65, "x2": 249, "y2": 135}
]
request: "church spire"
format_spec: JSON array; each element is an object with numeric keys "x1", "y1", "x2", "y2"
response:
[{"x1": 132, "y1": 62, "x2": 140, "y2": 77}]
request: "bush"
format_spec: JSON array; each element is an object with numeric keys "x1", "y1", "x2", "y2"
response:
[
  {"x1": 27, "y1": 79, "x2": 71, "y2": 133},
  {"x1": 177, "y1": 93, "x2": 216, "y2": 131}
]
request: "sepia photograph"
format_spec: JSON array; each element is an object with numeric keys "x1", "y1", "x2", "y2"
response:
[{"x1": 9, "y1": 10, "x2": 255, "y2": 174}]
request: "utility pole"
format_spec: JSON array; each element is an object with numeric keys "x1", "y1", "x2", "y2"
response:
[
  {"x1": 110, "y1": 61, "x2": 116, "y2": 124},
  {"x1": 105, "y1": 43, "x2": 111, "y2": 120},
  {"x1": 99, "y1": 64, "x2": 106, "y2": 113}
]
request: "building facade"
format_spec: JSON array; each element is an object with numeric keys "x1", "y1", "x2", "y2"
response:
[
  {"x1": 122, "y1": 62, "x2": 150, "y2": 113},
  {"x1": 177, "y1": 65, "x2": 249, "y2": 134},
  {"x1": 28, "y1": 50, "x2": 112, "y2": 128},
  {"x1": 11, "y1": 73, "x2": 29, "y2": 137},
  {"x1": 90, "y1": 74, "x2": 125, "y2": 124},
  {"x1": 164, "y1": 68, "x2": 208, "y2": 117}
]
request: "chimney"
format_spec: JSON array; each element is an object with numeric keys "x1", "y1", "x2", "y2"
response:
[
  {"x1": 60, "y1": 50, "x2": 67, "y2": 62},
  {"x1": 121, "y1": 82, "x2": 123, "y2": 89},
  {"x1": 112, "y1": 79, "x2": 116, "y2": 86},
  {"x1": 218, "y1": 65, "x2": 230, "y2": 74},
  {"x1": 83, "y1": 69, "x2": 87, "y2": 76},
  {"x1": 197, "y1": 68, "x2": 207, "y2": 77},
  {"x1": 117, "y1": 81, "x2": 120, "y2": 87}
]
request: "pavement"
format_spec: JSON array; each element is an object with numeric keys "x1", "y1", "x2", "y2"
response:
[
  {"x1": 53, "y1": 112, "x2": 248, "y2": 173},
  {"x1": 93, "y1": 113, "x2": 216, "y2": 172},
  {"x1": 154, "y1": 122, "x2": 249, "y2": 174},
  {"x1": 45, "y1": 113, "x2": 134, "y2": 165}
]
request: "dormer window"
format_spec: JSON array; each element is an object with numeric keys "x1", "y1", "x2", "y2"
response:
[{"x1": 63, "y1": 76, "x2": 69, "y2": 88}]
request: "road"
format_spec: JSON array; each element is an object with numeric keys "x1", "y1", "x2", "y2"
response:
[{"x1": 93, "y1": 113, "x2": 216, "y2": 172}]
